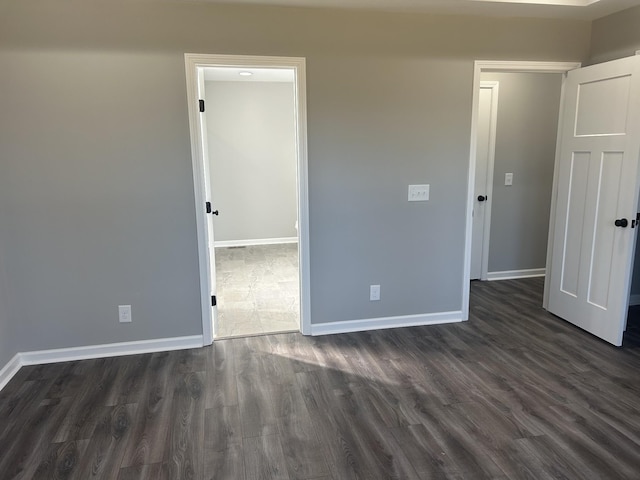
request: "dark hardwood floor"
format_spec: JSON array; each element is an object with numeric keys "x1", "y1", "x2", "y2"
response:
[{"x1": 2, "y1": 278, "x2": 640, "y2": 479}]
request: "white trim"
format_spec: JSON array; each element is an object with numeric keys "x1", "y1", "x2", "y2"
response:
[
  {"x1": 474, "y1": 61, "x2": 582, "y2": 73},
  {"x1": 214, "y1": 237, "x2": 298, "y2": 248},
  {"x1": 20, "y1": 335, "x2": 204, "y2": 366},
  {"x1": 486, "y1": 268, "x2": 546, "y2": 281},
  {"x1": 310, "y1": 311, "x2": 463, "y2": 336},
  {"x1": 475, "y1": 81, "x2": 499, "y2": 281},
  {"x1": 185, "y1": 55, "x2": 214, "y2": 346},
  {"x1": 629, "y1": 294, "x2": 640, "y2": 306},
  {"x1": 0, "y1": 354, "x2": 22, "y2": 392},
  {"x1": 463, "y1": 60, "x2": 581, "y2": 321},
  {"x1": 184, "y1": 54, "x2": 311, "y2": 341}
]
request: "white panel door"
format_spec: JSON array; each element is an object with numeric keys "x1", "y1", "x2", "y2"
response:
[
  {"x1": 197, "y1": 68, "x2": 219, "y2": 337},
  {"x1": 548, "y1": 55, "x2": 640, "y2": 346},
  {"x1": 471, "y1": 83, "x2": 498, "y2": 280}
]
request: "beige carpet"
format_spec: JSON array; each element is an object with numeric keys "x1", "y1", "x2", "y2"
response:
[{"x1": 214, "y1": 243, "x2": 300, "y2": 338}]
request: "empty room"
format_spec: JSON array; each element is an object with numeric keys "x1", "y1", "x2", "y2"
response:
[{"x1": 1, "y1": 0, "x2": 640, "y2": 478}]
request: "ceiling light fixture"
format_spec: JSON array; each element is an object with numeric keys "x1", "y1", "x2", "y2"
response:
[{"x1": 239, "y1": 71, "x2": 253, "y2": 76}]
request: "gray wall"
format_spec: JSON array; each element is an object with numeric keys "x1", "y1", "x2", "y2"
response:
[
  {"x1": 0, "y1": 51, "x2": 203, "y2": 352},
  {"x1": 0, "y1": 0, "x2": 591, "y2": 355},
  {"x1": 481, "y1": 72, "x2": 563, "y2": 273},
  {"x1": 0, "y1": 226, "x2": 15, "y2": 367},
  {"x1": 590, "y1": 5, "x2": 640, "y2": 64},
  {"x1": 205, "y1": 81, "x2": 298, "y2": 243}
]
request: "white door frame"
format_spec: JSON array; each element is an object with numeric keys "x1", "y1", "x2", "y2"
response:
[
  {"x1": 472, "y1": 80, "x2": 499, "y2": 281},
  {"x1": 462, "y1": 60, "x2": 581, "y2": 318},
  {"x1": 184, "y1": 53, "x2": 311, "y2": 344}
]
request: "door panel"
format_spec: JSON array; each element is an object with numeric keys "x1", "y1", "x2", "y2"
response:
[
  {"x1": 575, "y1": 75, "x2": 631, "y2": 136},
  {"x1": 588, "y1": 152, "x2": 623, "y2": 309},
  {"x1": 548, "y1": 55, "x2": 640, "y2": 346},
  {"x1": 560, "y1": 152, "x2": 589, "y2": 297}
]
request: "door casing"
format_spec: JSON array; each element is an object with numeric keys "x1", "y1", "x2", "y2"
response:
[
  {"x1": 471, "y1": 81, "x2": 499, "y2": 281},
  {"x1": 463, "y1": 60, "x2": 581, "y2": 318},
  {"x1": 185, "y1": 53, "x2": 311, "y2": 344}
]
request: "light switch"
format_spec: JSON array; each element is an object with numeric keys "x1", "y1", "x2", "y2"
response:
[
  {"x1": 505, "y1": 173, "x2": 513, "y2": 186},
  {"x1": 408, "y1": 184, "x2": 430, "y2": 202}
]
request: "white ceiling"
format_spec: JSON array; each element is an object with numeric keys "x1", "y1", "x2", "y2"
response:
[
  {"x1": 204, "y1": 67, "x2": 295, "y2": 82},
  {"x1": 181, "y1": 0, "x2": 640, "y2": 20}
]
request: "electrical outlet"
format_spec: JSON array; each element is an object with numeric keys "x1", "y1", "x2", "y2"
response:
[
  {"x1": 370, "y1": 285, "x2": 381, "y2": 301},
  {"x1": 119, "y1": 305, "x2": 132, "y2": 323},
  {"x1": 505, "y1": 173, "x2": 513, "y2": 186}
]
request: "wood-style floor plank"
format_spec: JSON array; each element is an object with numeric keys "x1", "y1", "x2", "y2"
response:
[
  {"x1": 117, "y1": 462, "x2": 166, "y2": 480},
  {"x1": 0, "y1": 396, "x2": 73, "y2": 479},
  {"x1": 205, "y1": 339, "x2": 238, "y2": 410},
  {"x1": 163, "y1": 371, "x2": 205, "y2": 480},
  {"x1": 243, "y1": 434, "x2": 291, "y2": 480},
  {"x1": 120, "y1": 351, "x2": 175, "y2": 469},
  {"x1": 1, "y1": 278, "x2": 640, "y2": 479},
  {"x1": 235, "y1": 337, "x2": 279, "y2": 439},
  {"x1": 274, "y1": 382, "x2": 330, "y2": 479},
  {"x1": 202, "y1": 443, "x2": 245, "y2": 480},
  {"x1": 32, "y1": 439, "x2": 91, "y2": 479},
  {"x1": 74, "y1": 403, "x2": 138, "y2": 479}
]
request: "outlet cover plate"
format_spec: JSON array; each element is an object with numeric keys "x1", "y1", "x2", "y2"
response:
[
  {"x1": 119, "y1": 305, "x2": 132, "y2": 323},
  {"x1": 505, "y1": 173, "x2": 513, "y2": 186},
  {"x1": 408, "y1": 184, "x2": 429, "y2": 202},
  {"x1": 370, "y1": 285, "x2": 381, "y2": 301}
]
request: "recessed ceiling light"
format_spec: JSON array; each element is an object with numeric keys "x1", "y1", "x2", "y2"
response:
[{"x1": 239, "y1": 71, "x2": 253, "y2": 76}]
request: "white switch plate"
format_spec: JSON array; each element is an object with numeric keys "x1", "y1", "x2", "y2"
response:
[
  {"x1": 505, "y1": 173, "x2": 513, "y2": 186},
  {"x1": 370, "y1": 285, "x2": 381, "y2": 301},
  {"x1": 119, "y1": 305, "x2": 132, "y2": 323},
  {"x1": 408, "y1": 184, "x2": 429, "y2": 201}
]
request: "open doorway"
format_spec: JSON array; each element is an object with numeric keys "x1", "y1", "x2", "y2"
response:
[
  {"x1": 185, "y1": 54, "x2": 311, "y2": 344},
  {"x1": 471, "y1": 71, "x2": 563, "y2": 281},
  {"x1": 466, "y1": 57, "x2": 640, "y2": 347},
  {"x1": 205, "y1": 67, "x2": 299, "y2": 338},
  {"x1": 462, "y1": 61, "x2": 580, "y2": 316}
]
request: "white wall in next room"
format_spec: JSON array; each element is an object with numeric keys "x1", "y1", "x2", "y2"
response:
[{"x1": 205, "y1": 80, "x2": 298, "y2": 246}]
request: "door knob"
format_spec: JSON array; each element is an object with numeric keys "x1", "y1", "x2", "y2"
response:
[
  {"x1": 477, "y1": 195, "x2": 487, "y2": 202},
  {"x1": 615, "y1": 218, "x2": 628, "y2": 228},
  {"x1": 211, "y1": 210, "x2": 219, "y2": 216}
]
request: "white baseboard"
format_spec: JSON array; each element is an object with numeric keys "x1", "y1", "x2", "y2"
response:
[
  {"x1": 0, "y1": 335, "x2": 204, "y2": 391},
  {"x1": 486, "y1": 268, "x2": 545, "y2": 281},
  {"x1": 310, "y1": 311, "x2": 463, "y2": 336},
  {"x1": 20, "y1": 335, "x2": 204, "y2": 366},
  {"x1": 629, "y1": 294, "x2": 640, "y2": 306},
  {"x1": 0, "y1": 353, "x2": 22, "y2": 392},
  {"x1": 215, "y1": 237, "x2": 298, "y2": 248}
]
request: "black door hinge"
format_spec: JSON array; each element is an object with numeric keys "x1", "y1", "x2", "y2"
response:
[
  {"x1": 211, "y1": 295, "x2": 217, "y2": 307},
  {"x1": 199, "y1": 99, "x2": 205, "y2": 112},
  {"x1": 633, "y1": 212, "x2": 640, "y2": 228},
  {"x1": 206, "y1": 201, "x2": 212, "y2": 214}
]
